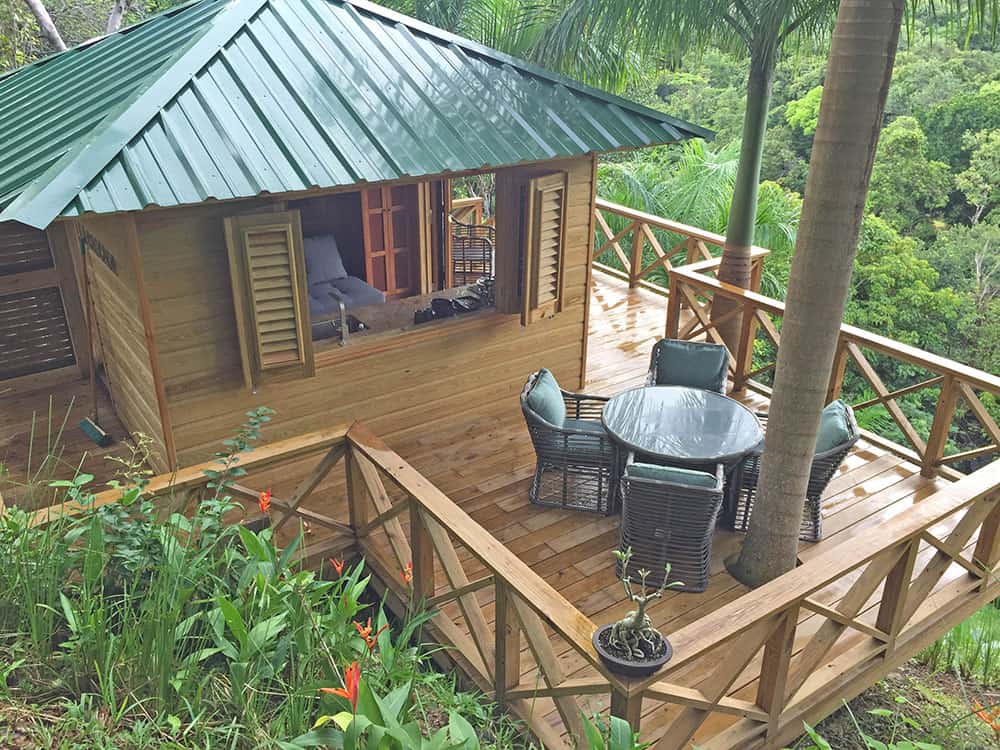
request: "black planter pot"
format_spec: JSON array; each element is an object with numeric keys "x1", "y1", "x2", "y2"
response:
[{"x1": 592, "y1": 624, "x2": 672, "y2": 678}]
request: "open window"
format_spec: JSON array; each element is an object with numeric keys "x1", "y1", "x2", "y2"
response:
[
  {"x1": 224, "y1": 210, "x2": 314, "y2": 390},
  {"x1": 284, "y1": 180, "x2": 496, "y2": 348}
]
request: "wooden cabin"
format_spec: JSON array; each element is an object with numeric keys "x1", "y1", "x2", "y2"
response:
[{"x1": 0, "y1": 0, "x2": 709, "y2": 473}]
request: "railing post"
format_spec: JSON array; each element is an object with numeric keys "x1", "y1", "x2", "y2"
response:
[
  {"x1": 732, "y1": 299, "x2": 757, "y2": 394},
  {"x1": 922, "y1": 375, "x2": 958, "y2": 478},
  {"x1": 345, "y1": 446, "x2": 368, "y2": 533},
  {"x1": 493, "y1": 582, "x2": 520, "y2": 707},
  {"x1": 874, "y1": 538, "x2": 919, "y2": 652},
  {"x1": 749, "y1": 253, "x2": 765, "y2": 293},
  {"x1": 973, "y1": 493, "x2": 1000, "y2": 590},
  {"x1": 665, "y1": 274, "x2": 682, "y2": 339},
  {"x1": 410, "y1": 503, "x2": 434, "y2": 600},
  {"x1": 826, "y1": 337, "x2": 849, "y2": 404},
  {"x1": 629, "y1": 222, "x2": 643, "y2": 288},
  {"x1": 684, "y1": 237, "x2": 699, "y2": 265},
  {"x1": 611, "y1": 686, "x2": 642, "y2": 733},
  {"x1": 756, "y1": 611, "x2": 796, "y2": 737}
]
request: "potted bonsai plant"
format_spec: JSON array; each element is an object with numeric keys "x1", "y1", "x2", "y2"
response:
[{"x1": 592, "y1": 547, "x2": 681, "y2": 678}]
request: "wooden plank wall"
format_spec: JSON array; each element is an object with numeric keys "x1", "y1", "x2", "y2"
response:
[
  {"x1": 74, "y1": 215, "x2": 170, "y2": 471},
  {"x1": 136, "y1": 156, "x2": 596, "y2": 467}
]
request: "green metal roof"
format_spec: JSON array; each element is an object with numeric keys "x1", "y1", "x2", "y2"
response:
[{"x1": 0, "y1": 0, "x2": 712, "y2": 229}]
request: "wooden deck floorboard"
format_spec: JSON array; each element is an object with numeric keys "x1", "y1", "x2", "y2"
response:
[{"x1": 0, "y1": 273, "x2": 956, "y2": 749}]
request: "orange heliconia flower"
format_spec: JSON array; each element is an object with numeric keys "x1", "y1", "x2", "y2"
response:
[
  {"x1": 258, "y1": 488, "x2": 272, "y2": 514},
  {"x1": 972, "y1": 700, "x2": 1000, "y2": 739},
  {"x1": 353, "y1": 617, "x2": 389, "y2": 651},
  {"x1": 401, "y1": 561, "x2": 414, "y2": 585},
  {"x1": 319, "y1": 661, "x2": 360, "y2": 710},
  {"x1": 330, "y1": 557, "x2": 345, "y2": 576}
]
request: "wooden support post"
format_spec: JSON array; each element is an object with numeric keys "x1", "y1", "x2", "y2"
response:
[
  {"x1": 922, "y1": 375, "x2": 959, "y2": 478},
  {"x1": 826, "y1": 337, "x2": 849, "y2": 404},
  {"x1": 874, "y1": 538, "x2": 919, "y2": 652},
  {"x1": 410, "y1": 501, "x2": 434, "y2": 600},
  {"x1": 611, "y1": 687, "x2": 642, "y2": 733},
  {"x1": 732, "y1": 300, "x2": 757, "y2": 394},
  {"x1": 756, "y1": 611, "x2": 796, "y2": 736},
  {"x1": 345, "y1": 448, "x2": 368, "y2": 533},
  {"x1": 493, "y1": 582, "x2": 520, "y2": 707},
  {"x1": 973, "y1": 494, "x2": 1000, "y2": 589},
  {"x1": 629, "y1": 222, "x2": 643, "y2": 288},
  {"x1": 665, "y1": 276, "x2": 682, "y2": 339},
  {"x1": 749, "y1": 253, "x2": 765, "y2": 293}
]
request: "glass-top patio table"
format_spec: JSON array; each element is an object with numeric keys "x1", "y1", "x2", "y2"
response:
[{"x1": 601, "y1": 385, "x2": 764, "y2": 467}]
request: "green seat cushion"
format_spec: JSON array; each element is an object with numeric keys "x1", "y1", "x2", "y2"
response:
[
  {"x1": 653, "y1": 339, "x2": 729, "y2": 393},
  {"x1": 526, "y1": 369, "x2": 566, "y2": 426},
  {"x1": 564, "y1": 418, "x2": 606, "y2": 435},
  {"x1": 626, "y1": 462, "x2": 718, "y2": 488},
  {"x1": 815, "y1": 400, "x2": 854, "y2": 454}
]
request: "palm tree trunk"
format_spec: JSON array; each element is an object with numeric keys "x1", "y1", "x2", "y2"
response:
[
  {"x1": 711, "y1": 40, "x2": 775, "y2": 351},
  {"x1": 728, "y1": 0, "x2": 905, "y2": 587},
  {"x1": 23, "y1": 0, "x2": 66, "y2": 52}
]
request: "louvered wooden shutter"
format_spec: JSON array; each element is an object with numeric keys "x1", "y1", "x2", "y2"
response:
[
  {"x1": 522, "y1": 172, "x2": 567, "y2": 323},
  {"x1": 225, "y1": 211, "x2": 313, "y2": 389}
]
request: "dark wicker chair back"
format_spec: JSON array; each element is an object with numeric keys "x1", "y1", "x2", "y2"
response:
[
  {"x1": 618, "y1": 458, "x2": 725, "y2": 593},
  {"x1": 520, "y1": 370, "x2": 617, "y2": 515},
  {"x1": 729, "y1": 404, "x2": 861, "y2": 542},
  {"x1": 646, "y1": 338, "x2": 730, "y2": 393}
]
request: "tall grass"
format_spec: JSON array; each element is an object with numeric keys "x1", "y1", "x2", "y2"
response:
[
  {"x1": 0, "y1": 408, "x2": 528, "y2": 749},
  {"x1": 920, "y1": 601, "x2": 1000, "y2": 687}
]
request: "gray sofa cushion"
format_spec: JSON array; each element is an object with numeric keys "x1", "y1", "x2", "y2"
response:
[
  {"x1": 304, "y1": 234, "x2": 348, "y2": 283},
  {"x1": 626, "y1": 462, "x2": 719, "y2": 488},
  {"x1": 652, "y1": 339, "x2": 729, "y2": 393},
  {"x1": 330, "y1": 276, "x2": 386, "y2": 308},
  {"x1": 815, "y1": 399, "x2": 854, "y2": 454},
  {"x1": 526, "y1": 368, "x2": 566, "y2": 426}
]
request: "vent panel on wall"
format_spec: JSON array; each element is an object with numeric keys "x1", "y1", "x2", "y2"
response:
[{"x1": 0, "y1": 287, "x2": 76, "y2": 379}]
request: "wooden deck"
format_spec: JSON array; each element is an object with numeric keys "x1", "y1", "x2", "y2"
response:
[
  {"x1": 6, "y1": 272, "x2": 996, "y2": 750},
  {"x1": 364, "y1": 275, "x2": 955, "y2": 747}
]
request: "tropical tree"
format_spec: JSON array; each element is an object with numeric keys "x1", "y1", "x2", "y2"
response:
[
  {"x1": 729, "y1": 0, "x2": 905, "y2": 586},
  {"x1": 539, "y1": 0, "x2": 837, "y2": 346}
]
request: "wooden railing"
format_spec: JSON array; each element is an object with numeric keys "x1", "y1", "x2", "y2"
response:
[
  {"x1": 592, "y1": 197, "x2": 769, "y2": 294},
  {"x1": 451, "y1": 196, "x2": 490, "y2": 226},
  {"x1": 26, "y1": 420, "x2": 1000, "y2": 749},
  {"x1": 666, "y1": 256, "x2": 1000, "y2": 479}
]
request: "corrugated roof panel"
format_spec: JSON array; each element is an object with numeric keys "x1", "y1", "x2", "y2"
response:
[
  {"x1": 0, "y1": 0, "x2": 712, "y2": 226},
  {"x1": 0, "y1": 0, "x2": 231, "y2": 212}
]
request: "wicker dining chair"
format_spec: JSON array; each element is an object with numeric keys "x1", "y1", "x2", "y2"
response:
[
  {"x1": 729, "y1": 400, "x2": 860, "y2": 542},
  {"x1": 617, "y1": 455, "x2": 725, "y2": 593},
  {"x1": 646, "y1": 338, "x2": 730, "y2": 394},
  {"x1": 520, "y1": 369, "x2": 618, "y2": 515}
]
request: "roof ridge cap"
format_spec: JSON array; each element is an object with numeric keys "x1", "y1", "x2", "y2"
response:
[
  {"x1": 334, "y1": 0, "x2": 713, "y2": 139},
  {"x1": 0, "y1": 0, "x2": 270, "y2": 229}
]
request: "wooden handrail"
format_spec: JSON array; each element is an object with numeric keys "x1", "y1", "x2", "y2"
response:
[
  {"x1": 654, "y1": 461, "x2": 1000, "y2": 684},
  {"x1": 671, "y1": 265, "x2": 1000, "y2": 395},
  {"x1": 344, "y1": 422, "x2": 621, "y2": 688},
  {"x1": 592, "y1": 198, "x2": 771, "y2": 293},
  {"x1": 28, "y1": 424, "x2": 351, "y2": 527},
  {"x1": 667, "y1": 256, "x2": 1000, "y2": 478}
]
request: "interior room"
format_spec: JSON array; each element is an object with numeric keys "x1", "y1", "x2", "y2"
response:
[{"x1": 287, "y1": 177, "x2": 497, "y2": 347}]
